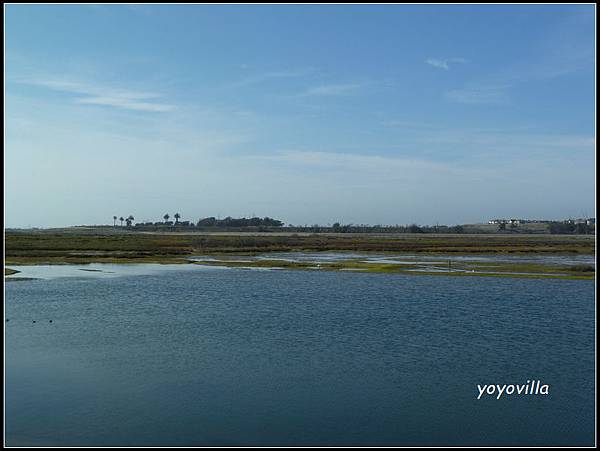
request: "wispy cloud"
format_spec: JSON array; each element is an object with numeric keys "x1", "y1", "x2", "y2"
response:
[
  {"x1": 425, "y1": 57, "x2": 466, "y2": 70},
  {"x1": 16, "y1": 78, "x2": 175, "y2": 112},
  {"x1": 300, "y1": 83, "x2": 362, "y2": 96},
  {"x1": 443, "y1": 12, "x2": 594, "y2": 107},
  {"x1": 379, "y1": 119, "x2": 594, "y2": 159},
  {"x1": 381, "y1": 119, "x2": 439, "y2": 130},
  {"x1": 259, "y1": 150, "x2": 448, "y2": 173},
  {"x1": 227, "y1": 68, "x2": 311, "y2": 89},
  {"x1": 445, "y1": 85, "x2": 510, "y2": 105}
]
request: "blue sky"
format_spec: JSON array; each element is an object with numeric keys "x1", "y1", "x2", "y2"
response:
[{"x1": 5, "y1": 4, "x2": 596, "y2": 227}]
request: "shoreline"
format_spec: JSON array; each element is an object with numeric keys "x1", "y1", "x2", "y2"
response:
[{"x1": 5, "y1": 252, "x2": 595, "y2": 281}]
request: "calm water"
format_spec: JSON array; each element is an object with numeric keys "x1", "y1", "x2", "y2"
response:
[{"x1": 5, "y1": 267, "x2": 595, "y2": 446}]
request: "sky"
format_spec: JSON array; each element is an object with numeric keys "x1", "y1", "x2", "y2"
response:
[{"x1": 4, "y1": 4, "x2": 596, "y2": 227}]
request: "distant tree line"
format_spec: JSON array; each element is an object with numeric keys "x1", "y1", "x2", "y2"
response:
[
  {"x1": 197, "y1": 216, "x2": 284, "y2": 227},
  {"x1": 287, "y1": 223, "x2": 466, "y2": 234},
  {"x1": 109, "y1": 214, "x2": 593, "y2": 235},
  {"x1": 120, "y1": 214, "x2": 285, "y2": 229},
  {"x1": 548, "y1": 221, "x2": 594, "y2": 235}
]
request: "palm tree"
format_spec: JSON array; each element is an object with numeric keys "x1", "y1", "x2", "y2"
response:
[
  {"x1": 174, "y1": 213, "x2": 181, "y2": 225},
  {"x1": 126, "y1": 215, "x2": 135, "y2": 227},
  {"x1": 163, "y1": 213, "x2": 170, "y2": 223},
  {"x1": 113, "y1": 216, "x2": 117, "y2": 227},
  {"x1": 119, "y1": 216, "x2": 124, "y2": 226}
]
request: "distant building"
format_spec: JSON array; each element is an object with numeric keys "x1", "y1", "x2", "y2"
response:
[
  {"x1": 567, "y1": 218, "x2": 593, "y2": 225},
  {"x1": 488, "y1": 218, "x2": 523, "y2": 225}
]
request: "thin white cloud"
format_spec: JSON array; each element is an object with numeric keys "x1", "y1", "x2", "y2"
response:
[
  {"x1": 227, "y1": 68, "x2": 311, "y2": 89},
  {"x1": 74, "y1": 97, "x2": 174, "y2": 112},
  {"x1": 425, "y1": 57, "x2": 466, "y2": 70},
  {"x1": 381, "y1": 119, "x2": 438, "y2": 130},
  {"x1": 444, "y1": 85, "x2": 510, "y2": 105},
  {"x1": 301, "y1": 83, "x2": 361, "y2": 96},
  {"x1": 443, "y1": 12, "x2": 593, "y2": 107},
  {"x1": 254, "y1": 150, "x2": 459, "y2": 179},
  {"x1": 16, "y1": 77, "x2": 175, "y2": 112}
]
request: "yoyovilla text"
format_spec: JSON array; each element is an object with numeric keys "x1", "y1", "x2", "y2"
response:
[{"x1": 477, "y1": 380, "x2": 549, "y2": 400}]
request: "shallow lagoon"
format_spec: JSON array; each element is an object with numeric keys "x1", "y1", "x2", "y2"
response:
[
  {"x1": 7, "y1": 251, "x2": 594, "y2": 281},
  {"x1": 189, "y1": 251, "x2": 596, "y2": 267},
  {"x1": 6, "y1": 262, "x2": 224, "y2": 280},
  {"x1": 5, "y1": 265, "x2": 595, "y2": 446},
  {"x1": 250, "y1": 251, "x2": 596, "y2": 266},
  {"x1": 187, "y1": 251, "x2": 595, "y2": 278}
]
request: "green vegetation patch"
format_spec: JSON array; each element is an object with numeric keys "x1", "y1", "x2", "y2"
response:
[
  {"x1": 191, "y1": 258, "x2": 595, "y2": 280},
  {"x1": 5, "y1": 230, "x2": 595, "y2": 261}
]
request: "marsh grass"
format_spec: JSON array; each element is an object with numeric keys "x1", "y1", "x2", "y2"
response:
[{"x1": 5, "y1": 231, "x2": 594, "y2": 280}]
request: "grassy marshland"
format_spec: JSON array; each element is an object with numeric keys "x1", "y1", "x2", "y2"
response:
[{"x1": 4, "y1": 230, "x2": 595, "y2": 280}]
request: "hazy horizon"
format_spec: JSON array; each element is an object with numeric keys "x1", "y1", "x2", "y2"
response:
[
  {"x1": 5, "y1": 4, "x2": 596, "y2": 228},
  {"x1": 3, "y1": 214, "x2": 596, "y2": 230}
]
